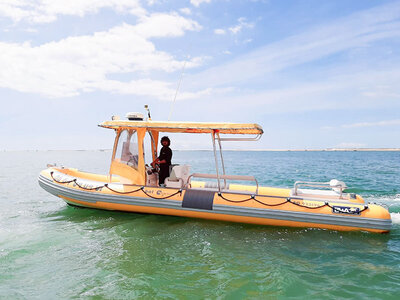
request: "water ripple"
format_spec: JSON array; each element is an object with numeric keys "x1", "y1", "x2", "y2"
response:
[{"x1": 0, "y1": 150, "x2": 399, "y2": 298}]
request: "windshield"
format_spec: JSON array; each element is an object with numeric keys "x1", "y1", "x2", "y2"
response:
[{"x1": 114, "y1": 129, "x2": 139, "y2": 170}]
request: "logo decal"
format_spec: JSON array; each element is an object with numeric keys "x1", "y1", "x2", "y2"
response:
[{"x1": 332, "y1": 206, "x2": 361, "y2": 215}]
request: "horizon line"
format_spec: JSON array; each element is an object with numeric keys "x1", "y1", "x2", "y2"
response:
[{"x1": 2, "y1": 148, "x2": 400, "y2": 152}]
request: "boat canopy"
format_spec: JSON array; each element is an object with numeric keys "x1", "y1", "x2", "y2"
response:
[{"x1": 99, "y1": 120, "x2": 263, "y2": 135}]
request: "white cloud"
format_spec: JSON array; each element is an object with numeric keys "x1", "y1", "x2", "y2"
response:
[
  {"x1": 213, "y1": 17, "x2": 254, "y2": 36},
  {"x1": 321, "y1": 126, "x2": 334, "y2": 130},
  {"x1": 179, "y1": 7, "x2": 191, "y2": 15},
  {"x1": 187, "y1": 2, "x2": 400, "y2": 89},
  {"x1": 0, "y1": 14, "x2": 203, "y2": 98},
  {"x1": 342, "y1": 119, "x2": 400, "y2": 128},
  {"x1": 322, "y1": 118, "x2": 400, "y2": 131},
  {"x1": 98, "y1": 79, "x2": 214, "y2": 101},
  {"x1": 190, "y1": 0, "x2": 211, "y2": 7},
  {"x1": 146, "y1": 0, "x2": 158, "y2": 5},
  {"x1": 187, "y1": 65, "x2": 400, "y2": 115},
  {"x1": 229, "y1": 17, "x2": 254, "y2": 34},
  {"x1": 25, "y1": 27, "x2": 38, "y2": 33},
  {"x1": 362, "y1": 91, "x2": 400, "y2": 98},
  {"x1": 214, "y1": 28, "x2": 226, "y2": 35},
  {"x1": 243, "y1": 38, "x2": 252, "y2": 44},
  {"x1": 134, "y1": 12, "x2": 201, "y2": 38},
  {"x1": 0, "y1": 0, "x2": 146, "y2": 23}
]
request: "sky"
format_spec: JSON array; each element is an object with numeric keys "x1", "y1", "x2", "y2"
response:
[{"x1": 0, "y1": 0, "x2": 400, "y2": 150}]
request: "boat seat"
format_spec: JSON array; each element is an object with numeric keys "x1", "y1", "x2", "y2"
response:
[{"x1": 165, "y1": 165, "x2": 191, "y2": 188}]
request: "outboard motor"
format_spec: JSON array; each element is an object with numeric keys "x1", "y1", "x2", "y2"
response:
[{"x1": 330, "y1": 179, "x2": 347, "y2": 193}]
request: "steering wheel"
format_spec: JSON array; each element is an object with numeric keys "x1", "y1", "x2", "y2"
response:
[{"x1": 127, "y1": 155, "x2": 138, "y2": 167}]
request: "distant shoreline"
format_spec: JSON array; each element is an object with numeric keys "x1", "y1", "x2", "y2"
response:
[
  {"x1": 2, "y1": 148, "x2": 400, "y2": 152},
  {"x1": 222, "y1": 148, "x2": 400, "y2": 152}
]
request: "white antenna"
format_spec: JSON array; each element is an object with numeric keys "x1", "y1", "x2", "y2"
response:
[{"x1": 168, "y1": 60, "x2": 187, "y2": 121}]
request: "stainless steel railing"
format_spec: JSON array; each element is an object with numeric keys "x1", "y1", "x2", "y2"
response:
[
  {"x1": 187, "y1": 173, "x2": 259, "y2": 194},
  {"x1": 293, "y1": 181, "x2": 347, "y2": 198}
]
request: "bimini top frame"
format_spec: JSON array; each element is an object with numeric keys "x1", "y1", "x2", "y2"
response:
[
  {"x1": 99, "y1": 119, "x2": 263, "y2": 192},
  {"x1": 99, "y1": 120, "x2": 263, "y2": 136}
]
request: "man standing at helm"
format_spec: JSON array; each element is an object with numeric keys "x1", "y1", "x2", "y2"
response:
[{"x1": 151, "y1": 136, "x2": 172, "y2": 186}]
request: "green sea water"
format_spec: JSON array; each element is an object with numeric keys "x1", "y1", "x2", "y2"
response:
[{"x1": 0, "y1": 150, "x2": 399, "y2": 299}]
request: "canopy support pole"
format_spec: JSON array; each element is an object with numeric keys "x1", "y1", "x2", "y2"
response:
[
  {"x1": 211, "y1": 131, "x2": 221, "y2": 192},
  {"x1": 216, "y1": 132, "x2": 227, "y2": 189},
  {"x1": 109, "y1": 129, "x2": 121, "y2": 182}
]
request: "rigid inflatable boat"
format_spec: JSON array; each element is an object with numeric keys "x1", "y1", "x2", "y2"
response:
[{"x1": 38, "y1": 111, "x2": 392, "y2": 233}]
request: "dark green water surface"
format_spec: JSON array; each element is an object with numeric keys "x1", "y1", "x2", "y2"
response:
[{"x1": 0, "y1": 151, "x2": 399, "y2": 299}]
